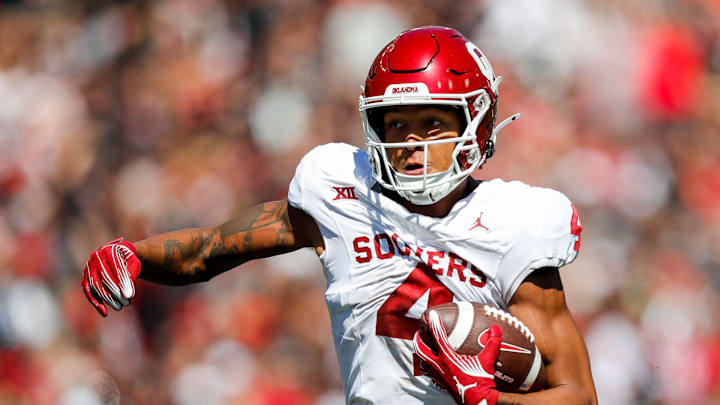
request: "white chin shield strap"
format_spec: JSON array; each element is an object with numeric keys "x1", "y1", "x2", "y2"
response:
[{"x1": 396, "y1": 170, "x2": 458, "y2": 206}]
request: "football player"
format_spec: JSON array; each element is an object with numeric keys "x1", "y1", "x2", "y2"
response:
[{"x1": 82, "y1": 26, "x2": 597, "y2": 405}]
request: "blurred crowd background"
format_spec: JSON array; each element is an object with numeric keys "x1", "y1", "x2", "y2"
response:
[{"x1": 0, "y1": 0, "x2": 719, "y2": 404}]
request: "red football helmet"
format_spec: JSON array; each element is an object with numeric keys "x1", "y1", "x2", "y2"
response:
[{"x1": 359, "y1": 26, "x2": 519, "y2": 205}]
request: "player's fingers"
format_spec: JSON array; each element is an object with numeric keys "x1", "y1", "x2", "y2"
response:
[
  {"x1": 92, "y1": 276, "x2": 122, "y2": 311},
  {"x1": 82, "y1": 269, "x2": 108, "y2": 317},
  {"x1": 92, "y1": 252, "x2": 127, "y2": 306},
  {"x1": 426, "y1": 310, "x2": 456, "y2": 358},
  {"x1": 413, "y1": 331, "x2": 443, "y2": 373},
  {"x1": 489, "y1": 323, "x2": 502, "y2": 339},
  {"x1": 102, "y1": 278, "x2": 129, "y2": 308},
  {"x1": 88, "y1": 256, "x2": 123, "y2": 311},
  {"x1": 111, "y1": 244, "x2": 136, "y2": 300},
  {"x1": 479, "y1": 324, "x2": 503, "y2": 366}
]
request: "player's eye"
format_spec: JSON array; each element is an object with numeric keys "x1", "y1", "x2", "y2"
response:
[
  {"x1": 388, "y1": 120, "x2": 404, "y2": 129},
  {"x1": 427, "y1": 118, "x2": 442, "y2": 127}
]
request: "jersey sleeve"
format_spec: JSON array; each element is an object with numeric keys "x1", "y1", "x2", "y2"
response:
[
  {"x1": 288, "y1": 144, "x2": 339, "y2": 224},
  {"x1": 288, "y1": 143, "x2": 365, "y2": 211},
  {"x1": 288, "y1": 143, "x2": 370, "y2": 243},
  {"x1": 496, "y1": 187, "x2": 582, "y2": 303},
  {"x1": 287, "y1": 148, "x2": 312, "y2": 212}
]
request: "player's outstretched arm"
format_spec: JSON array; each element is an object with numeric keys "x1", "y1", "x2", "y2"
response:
[
  {"x1": 82, "y1": 199, "x2": 322, "y2": 316},
  {"x1": 136, "y1": 199, "x2": 320, "y2": 285},
  {"x1": 497, "y1": 267, "x2": 598, "y2": 405}
]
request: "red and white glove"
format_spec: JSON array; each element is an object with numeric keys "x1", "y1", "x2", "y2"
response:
[
  {"x1": 81, "y1": 238, "x2": 141, "y2": 317},
  {"x1": 413, "y1": 310, "x2": 502, "y2": 405}
]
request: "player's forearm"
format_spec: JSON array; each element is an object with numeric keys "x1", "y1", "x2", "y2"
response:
[
  {"x1": 134, "y1": 228, "x2": 227, "y2": 285},
  {"x1": 496, "y1": 385, "x2": 592, "y2": 405},
  {"x1": 134, "y1": 200, "x2": 301, "y2": 285}
]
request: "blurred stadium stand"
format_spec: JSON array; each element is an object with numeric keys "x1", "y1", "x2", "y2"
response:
[{"x1": 0, "y1": 0, "x2": 719, "y2": 404}]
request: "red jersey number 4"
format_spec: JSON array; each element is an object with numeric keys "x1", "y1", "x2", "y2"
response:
[
  {"x1": 375, "y1": 262, "x2": 454, "y2": 340},
  {"x1": 375, "y1": 262, "x2": 455, "y2": 376}
]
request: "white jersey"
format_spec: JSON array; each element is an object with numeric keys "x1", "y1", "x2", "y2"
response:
[{"x1": 288, "y1": 143, "x2": 581, "y2": 404}]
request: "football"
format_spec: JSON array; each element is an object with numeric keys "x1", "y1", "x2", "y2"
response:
[{"x1": 419, "y1": 302, "x2": 546, "y2": 393}]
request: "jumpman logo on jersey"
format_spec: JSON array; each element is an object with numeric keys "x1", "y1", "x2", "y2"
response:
[
  {"x1": 469, "y1": 212, "x2": 490, "y2": 232},
  {"x1": 453, "y1": 376, "x2": 477, "y2": 403}
]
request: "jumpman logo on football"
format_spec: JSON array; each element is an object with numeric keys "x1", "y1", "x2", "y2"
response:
[{"x1": 469, "y1": 212, "x2": 490, "y2": 232}]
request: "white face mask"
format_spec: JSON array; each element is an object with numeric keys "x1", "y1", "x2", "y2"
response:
[
  {"x1": 366, "y1": 131, "x2": 483, "y2": 205},
  {"x1": 359, "y1": 83, "x2": 520, "y2": 206}
]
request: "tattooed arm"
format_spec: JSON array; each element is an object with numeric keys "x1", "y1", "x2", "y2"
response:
[{"x1": 134, "y1": 199, "x2": 322, "y2": 285}]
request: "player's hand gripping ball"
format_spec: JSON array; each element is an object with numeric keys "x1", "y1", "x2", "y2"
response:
[
  {"x1": 81, "y1": 238, "x2": 141, "y2": 317},
  {"x1": 414, "y1": 309, "x2": 502, "y2": 405},
  {"x1": 418, "y1": 302, "x2": 546, "y2": 394}
]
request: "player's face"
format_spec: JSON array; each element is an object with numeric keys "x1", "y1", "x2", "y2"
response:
[{"x1": 382, "y1": 106, "x2": 464, "y2": 175}]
